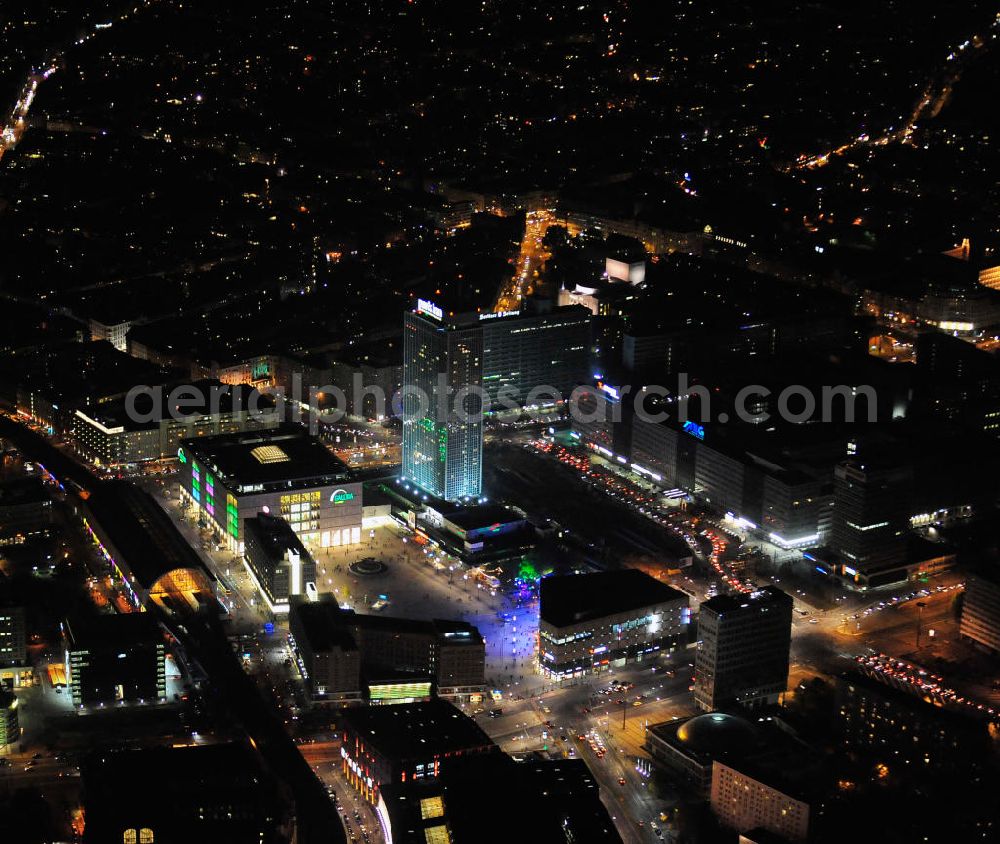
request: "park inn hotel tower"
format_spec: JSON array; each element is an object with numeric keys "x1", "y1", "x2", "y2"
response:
[
  {"x1": 402, "y1": 300, "x2": 590, "y2": 502},
  {"x1": 402, "y1": 301, "x2": 485, "y2": 501}
]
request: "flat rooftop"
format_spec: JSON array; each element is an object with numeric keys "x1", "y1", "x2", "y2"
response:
[
  {"x1": 381, "y1": 754, "x2": 618, "y2": 843},
  {"x1": 78, "y1": 380, "x2": 275, "y2": 432},
  {"x1": 540, "y1": 569, "x2": 686, "y2": 628},
  {"x1": 0, "y1": 476, "x2": 50, "y2": 507},
  {"x1": 64, "y1": 611, "x2": 161, "y2": 650},
  {"x1": 182, "y1": 424, "x2": 351, "y2": 488},
  {"x1": 292, "y1": 601, "x2": 359, "y2": 653},
  {"x1": 341, "y1": 699, "x2": 495, "y2": 761},
  {"x1": 245, "y1": 513, "x2": 312, "y2": 562},
  {"x1": 291, "y1": 598, "x2": 483, "y2": 653},
  {"x1": 443, "y1": 504, "x2": 525, "y2": 531},
  {"x1": 699, "y1": 585, "x2": 792, "y2": 616}
]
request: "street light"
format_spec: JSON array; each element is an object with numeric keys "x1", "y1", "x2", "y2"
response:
[{"x1": 916, "y1": 601, "x2": 927, "y2": 648}]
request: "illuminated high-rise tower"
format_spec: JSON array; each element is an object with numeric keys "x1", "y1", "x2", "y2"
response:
[{"x1": 402, "y1": 301, "x2": 483, "y2": 500}]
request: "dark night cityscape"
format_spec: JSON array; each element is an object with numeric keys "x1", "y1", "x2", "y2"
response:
[{"x1": 3, "y1": 1, "x2": 1000, "y2": 842}]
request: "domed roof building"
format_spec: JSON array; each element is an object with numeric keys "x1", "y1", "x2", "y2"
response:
[
  {"x1": 675, "y1": 712, "x2": 761, "y2": 756},
  {"x1": 646, "y1": 711, "x2": 764, "y2": 795}
]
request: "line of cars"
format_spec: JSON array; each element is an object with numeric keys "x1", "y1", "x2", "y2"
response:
[
  {"x1": 531, "y1": 439, "x2": 755, "y2": 594},
  {"x1": 855, "y1": 652, "x2": 997, "y2": 717},
  {"x1": 328, "y1": 784, "x2": 375, "y2": 844}
]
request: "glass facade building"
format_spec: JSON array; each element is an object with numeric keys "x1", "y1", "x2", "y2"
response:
[{"x1": 402, "y1": 307, "x2": 483, "y2": 501}]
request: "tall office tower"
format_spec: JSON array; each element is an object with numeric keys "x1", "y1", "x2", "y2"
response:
[
  {"x1": 694, "y1": 586, "x2": 792, "y2": 711},
  {"x1": 402, "y1": 301, "x2": 484, "y2": 500},
  {"x1": 831, "y1": 458, "x2": 912, "y2": 587}
]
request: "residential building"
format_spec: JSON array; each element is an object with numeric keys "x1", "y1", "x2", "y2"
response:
[
  {"x1": 0, "y1": 477, "x2": 54, "y2": 543},
  {"x1": 711, "y1": 760, "x2": 810, "y2": 842}
]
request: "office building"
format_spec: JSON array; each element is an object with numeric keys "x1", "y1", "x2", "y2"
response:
[
  {"x1": 0, "y1": 591, "x2": 31, "y2": 692},
  {"x1": 379, "y1": 754, "x2": 622, "y2": 844},
  {"x1": 0, "y1": 477, "x2": 54, "y2": 543},
  {"x1": 340, "y1": 699, "x2": 497, "y2": 804},
  {"x1": 63, "y1": 613, "x2": 166, "y2": 707},
  {"x1": 572, "y1": 382, "x2": 624, "y2": 457},
  {"x1": 0, "y1": 604, "x2": 27, "y2": 669},
  {"x1": 628, "y1": 417, "x2": 829, "y2": 550},
  {"x1": 289, "y1": 596, "x2": 485, "y2": 703},
  {"x1": 830, "y1": 459, "x2": 912, "y2": 587},
  {"x1": 711, "y1": 760, "x2": 810, "y2": 842},
  {"x1": 0, "y1": 690, "x2": 18, "y2": 748},
  {"x1": 960, "y1": 570, "x2": 1000, "y2": 654},
  {"x1": 243, "y1": 513, "x2": 318, "y2": 614},
  {"x1": 538, "y1": 570, "x2": 689, "y2": 680},
  {"x1": 81, "y1": 742, "x2": 296, "y2": 844},
  {"x1": 402, "y1": 302, "x2": 484, "y2": 501},
  {"x1": 73, "y1": 380, "x2": 280, "y2": 467},
  {"x1": 179, "y1": 425, "x2": 363, "y2": 553},
  {"x1": 694, "y1": 587, "x2": 792, "y2": 711},
  {"x1": 479, "y1": 305, "x2": 590, "y2": 404}
]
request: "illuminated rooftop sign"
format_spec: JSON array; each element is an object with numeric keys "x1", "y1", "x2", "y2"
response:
[
  {"x1": 478, "y1": 310, "x2": 520, "y2": 321},
  {"x1": 417, "y1": 299, "x2": 443, "y2": 320},
  {"x1": 682, "y1": 420, "x2": 705, "y2": 440}
]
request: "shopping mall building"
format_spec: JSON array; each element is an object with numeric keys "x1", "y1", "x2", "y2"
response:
[{"x1": 178, "y1": 425, "x2": 363, "y2": 554}]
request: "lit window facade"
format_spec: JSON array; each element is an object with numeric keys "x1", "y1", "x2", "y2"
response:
[{"x1": 402, "y1": 310, "x2": 483, "y2": 501}]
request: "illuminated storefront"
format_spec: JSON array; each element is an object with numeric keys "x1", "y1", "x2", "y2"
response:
[
  {"x1": 178, "y1": 427, "x2": 363, "y2": 553},
  {"x1": 368, "y1": 681, "x2": 433, "y2": 705},
  {"x1": 539, "y1": 570, "x2": 689, "y2": 680}
]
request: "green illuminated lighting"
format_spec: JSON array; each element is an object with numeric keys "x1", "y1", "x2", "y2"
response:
[
  {"x1": 369, "y1": 681, "x2": 432, "y2": 701},
  {"x1": 518, "y1": 559, "x2": 540, "y2": 582}
]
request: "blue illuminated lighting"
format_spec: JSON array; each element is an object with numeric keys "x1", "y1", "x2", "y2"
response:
[{"x1": 682, "y1": 420, "x2": 705, "y2": 440}]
